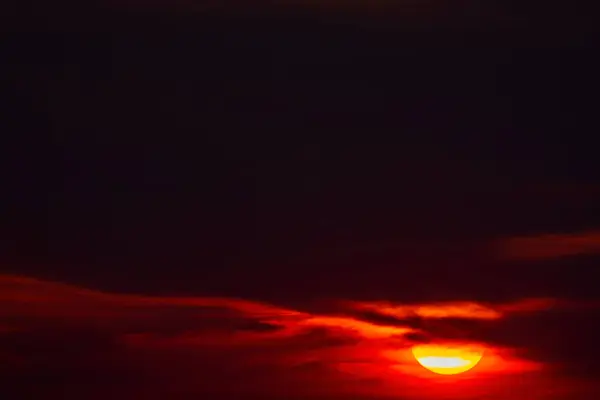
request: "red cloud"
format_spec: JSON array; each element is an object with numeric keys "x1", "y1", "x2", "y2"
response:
[
  {"x1": 0, "y1": 274, "x2": 595, "y2": 400},
  {"x1": 497, "y1": 231, "x2": 600, "y2": 260}
]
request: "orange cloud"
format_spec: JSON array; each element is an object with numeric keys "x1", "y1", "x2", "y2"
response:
[
  {"x1": 347, "y1": 300, "x2": 503, "y2": 320},
  {"x1": 346, "y1": 297, "x2": 556, "y2": 322}
]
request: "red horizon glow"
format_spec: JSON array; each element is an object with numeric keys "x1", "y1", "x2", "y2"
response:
[{"x1": 0, "y1": 274, "x2": 589, "y2": 399}]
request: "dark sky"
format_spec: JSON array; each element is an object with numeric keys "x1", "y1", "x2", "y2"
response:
[{"x1": 2, "y1": 2, "x2": 600, "y2": 399}]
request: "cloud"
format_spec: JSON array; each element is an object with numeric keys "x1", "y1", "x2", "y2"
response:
[
  {"x1": 0, "y1": 274, "x2": 598, "y2": 399},
  {"x1": 497, "y1": 231, "x2": 600, "y2": 260},
  {"x1": 346, "y1": 300, "x2": 504, "y2": 320}
]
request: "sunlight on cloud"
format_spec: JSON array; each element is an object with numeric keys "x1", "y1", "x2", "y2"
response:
[
  {"x1": 0, "y1": 274, "x2": 593, "y2": 400},
  {"x1": 347, "y1": 300, "x2": 502, "y2": 320}
]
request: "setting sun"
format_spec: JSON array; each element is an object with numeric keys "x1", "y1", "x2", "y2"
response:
[{"x1": 411, "y1": 344, "x2": 483, "y2": 375}]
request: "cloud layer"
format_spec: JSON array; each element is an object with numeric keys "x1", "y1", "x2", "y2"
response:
[{"x1": 2, "y1": 274, "x2": 599, "y2": 399}]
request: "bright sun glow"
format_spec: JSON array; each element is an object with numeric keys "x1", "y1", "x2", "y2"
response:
[{"x1": 411, "y1": 344, "x2": 483, "y2": 375}]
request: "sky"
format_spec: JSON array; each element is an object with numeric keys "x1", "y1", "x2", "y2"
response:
[{"x1": 2, "y1": 3, "x2": 599, "y2": 399}]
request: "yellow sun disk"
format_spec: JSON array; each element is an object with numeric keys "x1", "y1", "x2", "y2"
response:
[{"x1": 411, "y1": 344, "x2": 483, "y2": 375}]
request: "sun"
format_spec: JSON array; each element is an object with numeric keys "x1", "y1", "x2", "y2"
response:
[{"x1": 411, "y1": 344, "x2": 483, "y2": 375}]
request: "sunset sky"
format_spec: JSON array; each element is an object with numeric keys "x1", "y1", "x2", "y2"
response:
[{"x1": 2, "y1": 2, "x2": 599, "y2": 399}]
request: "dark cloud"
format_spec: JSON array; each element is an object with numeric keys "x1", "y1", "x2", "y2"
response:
[
  {"x1": 348, "y1": 310, "x2": 414, "y2": 328},
  {"x1": 236, "y1": 319, "x2": 284, "y2": 332},
  {"x1": 0, "y1": 327, "x2": 135, "y2": 400},
  {"x1": 483, "y1": 309, "x2": 600, "y2": 377}
]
